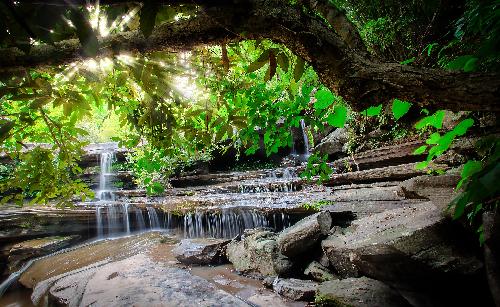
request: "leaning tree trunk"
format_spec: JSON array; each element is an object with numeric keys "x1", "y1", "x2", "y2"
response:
[
  {"x1": 0, "y1": 0, "x2": 499, "y2": 112},
  {"x1": 483, "y1": 210, "x2": 500, "y2": 306}
]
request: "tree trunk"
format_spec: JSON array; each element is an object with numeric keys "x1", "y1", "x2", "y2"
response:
[{"x1": 483, "y1": 210, "x2": 500, "y2": 306}]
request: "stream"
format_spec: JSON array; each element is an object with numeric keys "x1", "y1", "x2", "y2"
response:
[{"x1": 0, "y1": 142, "x2": 327, "y2": 306}]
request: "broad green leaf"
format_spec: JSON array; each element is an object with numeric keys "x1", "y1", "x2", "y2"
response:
[
  {"x1": 392, "y1": 99, "x2": 411, "y2": 120},
  {"x1": 452, "y1": 118, "x2": 474, "y2": 136},
  {"x1": 445, "y1": 55, "x2": 475, "y2": 71},
  {"x1": 326, "y1": 105, "x2": 347, "y2": 128},
  {"x1": 314, "y1": 89, "x2": 334, "y2": 110},
  {"x1": 415, "y1": 110, "x2": 445, "y2": 129},
  {"x1": 293, "y1": 57, "x2": 305, "y2": 82},
  {"x1": 415, "y1": 161, "x2": 429, "y2": 170},
  {"x1": 247, "y1": 50, "x2": 270, "y2": 73},
  {"x1": 426, "y1": 132, "x2": 441, "y2": 145},
  {"x1": 463, "y1": 58, "x2": 479, "y2": 72},
  {"x1": 276, "y1": 52, "x2": 289, "y2": 72},
  {"x1": 456, "y1": 160, "x2": 483, "y2": 189},
  {"x1": 362, "y1": 104, "x2": 382, "y2": 117},
  {"x1": 413, "y1": 145, "x2": 427, "y2": 155}
]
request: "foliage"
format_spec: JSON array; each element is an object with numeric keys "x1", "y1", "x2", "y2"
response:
[
  {"x1": 450, "y1": 136, "x2": 500, "y2": 244},
  {"x1": 300, "y1": 153, "x2": 333, "y2": 184}
]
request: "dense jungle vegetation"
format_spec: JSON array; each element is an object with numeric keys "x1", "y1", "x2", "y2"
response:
[{"x1": 0, "y1": 0, "x2": 499, "y2": 243}]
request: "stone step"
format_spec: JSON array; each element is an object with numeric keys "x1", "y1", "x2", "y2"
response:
[{"x1": 324, "y1": 162, "x2": 449, "y2": 187}]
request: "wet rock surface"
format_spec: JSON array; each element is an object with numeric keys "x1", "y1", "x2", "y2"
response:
[
  {"x1": 226, "y1": 229, "x2": 293, "y2": 277},
  {"x1": 8, "y1": 235, "x2": 80, "y2": 272},
  {"x1": 172, "y1": 238, "x2": 230, "y2": 265},
  {"x1": 316, "y1": 277, "x2": 411, "y2": 307},
  {"x1": 34, "y1": 254, "x2": 250, "y2": 307},
  {"x1": 321, "y1": 202, "x2": 483, "y2": 279}
]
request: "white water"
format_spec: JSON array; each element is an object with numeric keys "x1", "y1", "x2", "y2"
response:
[{"x1": 300, "y1": 119, "x2": 310, "y2": 154}]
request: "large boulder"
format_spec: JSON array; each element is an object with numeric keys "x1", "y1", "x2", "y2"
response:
[
  {"x1": 321, "y1": 202, "x2": 485, "y2": 305},
  {"x1": 226, "y1": 229, "x2": 292, "y2": 277},
  {"x1": 172, "y1": 238, "x2": 230, "y2": 265},
  {"x1": 313, "y1": 128, "x2": 348, "y2": 158},
  {"x1": 31, "y1": 254, "x2": 250, "y2": 307},
  {"x1": 272, "y1": 278, "x2": 318, "y2": 301},
  {"x1": 304, "y1": 261, "x2": 337, "y2": 282},
  {"x1": 8, "y1": 235, "x2": 80, "y2": 272},
  {"x1": 322, "y1": 202, "x2": 482, "y2": 279},
  {"x1": 315, "y1": 277, "x2": 410, "y2": 307},
  {"x1": 277, "y1": 212, "x2": 331, "y2": 257}
]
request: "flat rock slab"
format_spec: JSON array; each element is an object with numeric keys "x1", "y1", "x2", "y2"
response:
[
  {"x1": 33, "y1": 253, "x2": 250, "y2": 306},
  {"x1": 8, "y1": 235, "x2": 80, "y2": 271},
  {"x1": 172, "y1": 238, "x2": 230, "y2": 265},
  {"x1": 316, "y1": 277, "x2": 410, "y2": 307}
]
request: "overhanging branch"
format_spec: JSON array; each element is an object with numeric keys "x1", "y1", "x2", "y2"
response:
[{"x1": 0, "y1": 0, "x2": 499, "y2": 112}]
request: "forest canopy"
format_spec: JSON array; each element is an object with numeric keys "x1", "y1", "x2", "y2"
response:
[{"x1": 0, "y1": 0, "x2": 499, "y2": 239}]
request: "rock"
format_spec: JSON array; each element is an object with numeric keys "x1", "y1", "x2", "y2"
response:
[
  {"x1": 304, "y1": 261, "x2": 337, "y2": 282},
  {"x1": 400, "y1": 173, "x2": 460, "y2": 210},
  {"x1": 226, "y1": 229, "x2": 292, "y2": 277},
  {"x1": 277, "y1": 212, "x2": 331, "y2": 257},
  {"x1": 8, "y1": 235, "x2": 80, "y2": 272},
  {"x1": 32, "y1": 254, "x2": 249, "y2": 307},
  {"x1": 262, "y1": 276, "x2": 276, "y2": 288},
  {"x1": 315, "y1": 277, "x2": 410, "y2": 307},
  {"x1": 172, "y1": 238, "x2": 230, "y2": 265},
  {"x1": 321, "y1": 202, "x2": 483, "y2": 284},
  {"x1": 272, "y1": 278, "x2": 318, "y2": 301},
  {"x1": 331, "y1": 140, "x2": 426, "y2": 173},
  {"x1": 324, "y1": 162, "x2": 449, "y2": 187},
  {"x1": 313, "y1": 128, "x2": 348, "y2": 158}
]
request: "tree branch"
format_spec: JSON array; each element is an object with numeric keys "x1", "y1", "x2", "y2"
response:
[{"x1": 0, "y1": 0, "x2": 499, "y2": 112}]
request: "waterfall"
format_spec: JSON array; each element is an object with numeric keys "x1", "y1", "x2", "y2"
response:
[
  {"x1": 179, "y1": 209, "x2": 293, "y2": 239},
  {"x1": 96, "y1": 151, "x2": 115, "y2": 201},
  {"x1": 147, "y1": 207, "x2": 161, "y2": 229},
  {"x1": 96, "y1": 207, "x2": 103, "y2": 238},
  {"x1": 300, "y1": 119, "x2": 310, "y2": 154}
]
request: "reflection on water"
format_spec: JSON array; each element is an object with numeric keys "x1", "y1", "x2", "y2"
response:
[{"x1": 0, "y1": 285, "x2": 34, "y2": 307}]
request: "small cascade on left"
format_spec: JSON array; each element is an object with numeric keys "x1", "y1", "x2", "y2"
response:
[{"x1": 94, "y1": 150, "x2": 131, "y2": 238}]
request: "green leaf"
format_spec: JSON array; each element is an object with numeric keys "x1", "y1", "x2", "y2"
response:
[
  {"x1": 415, "y1": 110, "x2": 445, "y2": 130},
  {"x1": 445, "y1": 55, "x2": 475, "y2": 71},
  {"x1": 456, "y1": 160, "x2": 482, "y2": 189},
  {"x1": 293, "y1": 57, "x2": 305, "y2": 82},
  {"x1": 413, "y1": 145, "x2": 427, "y2": 155},
  {"x1": 452, "y1": 118, "x2": 474, "y2": 136},
  {"x1": 362, "y1": 104, "x2": 382, "y2": 117},
  {"x1": 426, "y1": 132, "x2": 441, "y2": 145},
  {"x1": 400, "y1": 57, "x2": 415, "y2": 65},
  {"x1": 392, "y1": 99, "x2": 411, "y2": 120},
  {"x1": 463, "y1": 58, "x2": 479, "y2": 72},
  {"x1": 326, "y1": 105, "x2": 347, "y2": 128},
  {"x1": 276, "y1": 52, "x2": 289, "y2": 72},
  {"x1": 415, "y1": 161, "x2": 429, "y2": 170},
  {"x1": 140, "y1": 0, "x2": 159, "y2": 38},
  {"x1": 247, "y1": 50, "x2": 270, "y2": 73},
  {"x1": 314, "y1": 89, "x2": 334, "y2": 110}
]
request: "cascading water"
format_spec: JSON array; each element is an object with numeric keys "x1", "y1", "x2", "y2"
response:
[
  {"x1": 147, "y1": 207, "x2": 161, "y2": 229},
  {"x1": 300, "y1": 119, "x2": 310, "y2": 154},
  {"x1": 97, "y1": 151, "x2": 115, "y2": 201}
]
